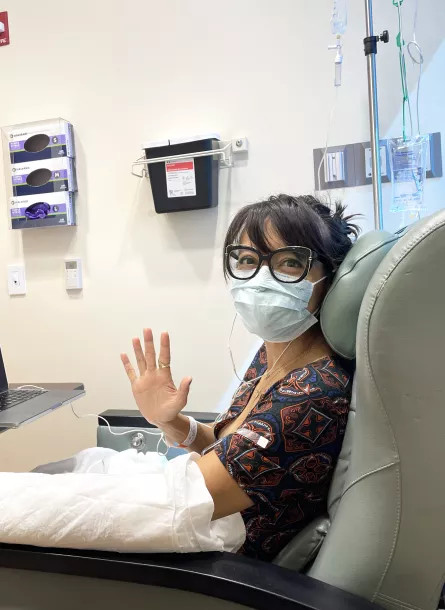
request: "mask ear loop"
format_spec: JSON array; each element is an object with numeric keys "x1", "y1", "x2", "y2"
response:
[{"x1": 308, "y1": 275, "x2": 329, "y2": 320}]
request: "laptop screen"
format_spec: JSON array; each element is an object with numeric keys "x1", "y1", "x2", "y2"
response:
[{"x1": 0, "y1": 348, "x2": 8, "y2": 393}]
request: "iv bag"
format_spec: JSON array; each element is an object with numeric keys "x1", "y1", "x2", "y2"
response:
[
  {"x1": 331, "y1": 0, "x2": 347, "y2": 35},
  {"x1": 388, "y1": 135, "x2": 430, "y2": 213}
]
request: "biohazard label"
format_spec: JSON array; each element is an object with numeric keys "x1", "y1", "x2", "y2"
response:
[
  {"x1": 0, "y1": 12, "x2": 10, "y2": 47},
  {"x1": 165, "y1": 158, "x2": 196, "y2": 198}
]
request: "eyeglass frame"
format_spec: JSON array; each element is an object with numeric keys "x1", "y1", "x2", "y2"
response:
[{"x1": 225, "y1": 244, "x2": 321, "y2": 284}]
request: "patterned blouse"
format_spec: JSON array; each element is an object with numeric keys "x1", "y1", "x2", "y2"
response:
[{"x1": 202, "y1": 346, "x2": 351, "y2": 562}]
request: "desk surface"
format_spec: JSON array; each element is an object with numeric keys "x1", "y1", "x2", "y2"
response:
[{"x1": 0, "y1": 545, "x2": 380, "y2": 610}]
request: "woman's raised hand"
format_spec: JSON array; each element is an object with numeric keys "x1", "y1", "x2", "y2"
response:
[{"x1": 120, "y1": 329, "x2": 192, "y2": 427}]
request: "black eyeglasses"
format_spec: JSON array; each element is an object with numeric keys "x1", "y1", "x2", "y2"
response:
[{"x1": 225, "y1": 245, "x2": 319, "y2": 284}]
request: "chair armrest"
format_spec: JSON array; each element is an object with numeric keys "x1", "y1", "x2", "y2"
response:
[{"x1": 0, "y1": 545, "x2": 381, "y2": 610}]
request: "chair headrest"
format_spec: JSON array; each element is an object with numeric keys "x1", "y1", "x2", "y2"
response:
[{"x1": 320, "y1": 230, "x2": 399, "y2": 359}]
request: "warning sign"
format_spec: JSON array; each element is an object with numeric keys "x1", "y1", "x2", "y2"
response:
[
  {"x1": 165, "y1": 159, "x2": 196, "y2": 198},
  {"x1": 0, "y1": 12, "x2": 10, "y2": 47}
]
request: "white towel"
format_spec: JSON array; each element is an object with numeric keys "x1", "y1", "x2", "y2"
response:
[{"x1": 0, "y1": 450, "x2": 246, "y2": 554}]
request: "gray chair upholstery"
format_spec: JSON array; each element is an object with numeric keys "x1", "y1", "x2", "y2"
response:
[
  {"x1": 321, "y1": 229, "x2": 399, "y2": 360},
  {"x1": 308, "y1": 209, "x2": 445, "y2": 610},
  {"x1": 276, "y1": 210, "x2": 445, "y2": 610}
]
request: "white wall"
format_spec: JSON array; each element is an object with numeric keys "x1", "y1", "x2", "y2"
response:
[{"x1": 0, "y1": 0, "x2": 443, "y2": 471}]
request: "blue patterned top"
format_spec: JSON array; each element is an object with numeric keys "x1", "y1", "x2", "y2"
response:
[{"x1": 203, "y1": 346, "x2": 351, "y2": 562}]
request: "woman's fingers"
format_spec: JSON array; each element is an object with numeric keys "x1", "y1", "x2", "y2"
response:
[
  {"x1": 143, "y1": 328, "x2": 157, "y2": 371},
  {"x1": 120, "y1": 353, "x2": 137, "y2": 384},
  {"x1": 127, "y1": 329, "x2": 173, "y2": 377},
  {"x1": 132, "y1": 338, "x2": 146, "y2": 376},
  {"x1": 159, "y1": 332, "x2": 171, "y2": 369}
]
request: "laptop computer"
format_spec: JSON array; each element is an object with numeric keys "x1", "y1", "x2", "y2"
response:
[{"x1": 0, "y1": 347, "x2": 85, "y2": 429}]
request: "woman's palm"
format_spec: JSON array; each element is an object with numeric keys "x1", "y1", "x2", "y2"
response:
[{"x1": 121, "y1": 329, "x2": 192, "y2": 426}]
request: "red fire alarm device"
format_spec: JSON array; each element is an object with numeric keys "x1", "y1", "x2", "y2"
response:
[{"x1": 0, "y1": 11, "x2": 10, "y2": 47}]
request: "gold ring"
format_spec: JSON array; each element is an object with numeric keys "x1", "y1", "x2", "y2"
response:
[{"x1": 158, "y1": 360, "x2": 171, "y2": 369}]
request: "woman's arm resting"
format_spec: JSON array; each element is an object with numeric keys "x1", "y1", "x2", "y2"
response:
[{"x1": 197, "y1": 450, "x2": 253, "y2": 520}]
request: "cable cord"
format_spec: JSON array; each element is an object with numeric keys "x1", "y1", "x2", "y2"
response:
[
  {"x1": 228, "y1": 314, "x2": 296, "y2": 387},
  {"x1": 17, "y1": 384, "x2": 169, "y2": 456},
  {"x1": 406, "y1": 0, "x2": 424, "y2": 135},
  {"x1": 17, "y1": 385, "x2": 48, "y2": 391},
  {"x1": 18, "y1": 385, "x2": 213, "y2": 456},
  {"x1": 70, "y1": 400, "x2": 173, "y2": 456},
  {"x1": 317, "y1": 86, "x2": 339, "y2": 196},
  {"x1": 70, "y1": 404, "x2": 169, "y2": 457}
]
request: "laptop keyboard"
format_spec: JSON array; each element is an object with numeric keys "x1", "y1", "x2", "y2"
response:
[{"x1": 0, "y1": 388, "x2": 48, "y2": 412}]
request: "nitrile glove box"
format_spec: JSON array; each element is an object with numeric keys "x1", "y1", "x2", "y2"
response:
[
  {"x1": 11, "y1": 157, "x2": 77, "y2": 197},
  {"x1": 143, "y1": 134, "x2": 220, "y2": 214},
  {"x1": 7, "y1": 118, "x2": 75, "y2": 164},
  {"x1": 10, "y1": 192, "x2": 76, "y2": 229}
]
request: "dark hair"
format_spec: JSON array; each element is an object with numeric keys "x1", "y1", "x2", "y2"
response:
[{"x1": 223, "y1": 194, "x2": 360, "y2": 277}]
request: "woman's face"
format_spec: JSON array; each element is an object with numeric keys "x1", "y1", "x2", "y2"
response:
[{"x1": 238, "y1": 221, "x2": 328, "y2": 314}]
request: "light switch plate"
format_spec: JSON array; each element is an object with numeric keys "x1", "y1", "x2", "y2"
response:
[{"x1": 7, "y1": 265, "x2": 26, "y2": 296}]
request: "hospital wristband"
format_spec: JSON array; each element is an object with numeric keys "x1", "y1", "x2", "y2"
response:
[{"x1": 179, "y1": 415, "x2": 198, "y2": 448}]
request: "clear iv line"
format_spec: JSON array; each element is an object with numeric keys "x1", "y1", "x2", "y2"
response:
[
  {"x1": 395, "y1": 1, "x2": 413, "y2": 140},
  {"x1": 406, "y1": 0, "x2": 424, "y2": 136}
]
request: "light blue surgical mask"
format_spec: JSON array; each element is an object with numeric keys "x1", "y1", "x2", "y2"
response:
[{"x1": 229, "y1": 266, "x2": 327, "y2": 343}]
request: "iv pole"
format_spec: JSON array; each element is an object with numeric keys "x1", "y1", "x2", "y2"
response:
[{"x1": 364, "y1": 0, "x2": 389, "y2": 230}]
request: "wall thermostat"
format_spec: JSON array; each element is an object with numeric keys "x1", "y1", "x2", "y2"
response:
[{"x1": 65, "y1": 258, "x2": 82, "y2": 290}]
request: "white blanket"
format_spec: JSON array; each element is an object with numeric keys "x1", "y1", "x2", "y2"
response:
[{"x1": 0, "y1": 449, "x2": 246, "y2": 554}]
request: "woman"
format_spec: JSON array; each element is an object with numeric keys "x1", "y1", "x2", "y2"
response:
[{"x1": 121, "y1": 194, "x2": 359, "y2": 562}]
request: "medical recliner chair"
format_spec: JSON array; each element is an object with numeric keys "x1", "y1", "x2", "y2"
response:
[{"x1": 0, "y1": 209, "x2": 444, "y2": 610}]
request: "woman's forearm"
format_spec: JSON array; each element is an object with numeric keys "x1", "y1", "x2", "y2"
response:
[{"x1": 158, "y1": 413, "x2": 216, "y2": 454}]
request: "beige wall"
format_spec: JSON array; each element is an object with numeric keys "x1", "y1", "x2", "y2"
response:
[{"x1": 0, "y1": 0, "x2": 443, "y2": 471}]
